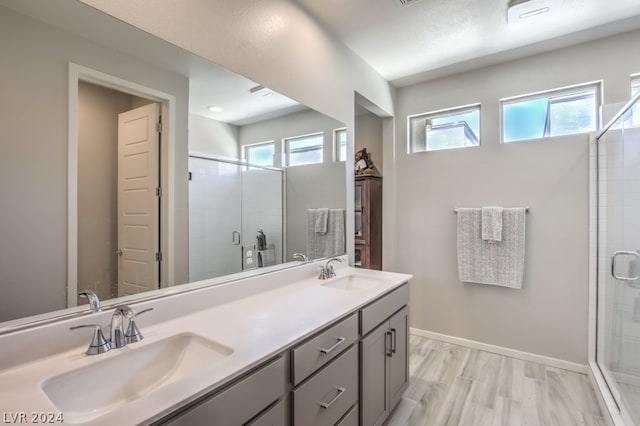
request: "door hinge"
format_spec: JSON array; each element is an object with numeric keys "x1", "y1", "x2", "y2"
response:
[
  {"x1": 156, "y1": 186, "x2": 162, "y2": 197},
  {"x1": 156, "y1": 122, "x2": 162, "y2": 133},
  {"x1": 155, "y1": 252, "x2": 162, "y2": 262}
]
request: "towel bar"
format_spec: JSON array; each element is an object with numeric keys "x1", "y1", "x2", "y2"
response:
[{"x1": 453, "y1": 207, "x2": 529, "y2": 213}]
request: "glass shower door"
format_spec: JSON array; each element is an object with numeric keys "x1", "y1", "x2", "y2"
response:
[
  {"x1": 188, "y1": 157, "x2": 243, "y2": 281},
  {"x1": 597, "y1": 96, "x2": 640, "y2": 425}
]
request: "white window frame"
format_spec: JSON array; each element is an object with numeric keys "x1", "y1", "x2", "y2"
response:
[
  {"x1": 500, "y1": 81, "x2": 601, "y2": 144},
  {"x1": 407, "y1": 103, "x2": 481, "y2": 153},
  {"x1": 243, "y1": 141, "x2": 275, "y2": 167},
  {"x1": 632, "y1": 74, "x2": 640, "y2": 96},
  {"x1": 283, "y1": 132, "x2": 324, "y2": 167},
  {"x1": 333, "y1": 127, "x2": 347, "y2": 162}
]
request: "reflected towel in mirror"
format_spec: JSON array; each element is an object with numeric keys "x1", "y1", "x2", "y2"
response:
[
  {"x1": 315, "y1": 208, "x2": 329, "y2": 233},
  {"x1": 307, "y1": 209, "x2": 346, "y2": 260}
]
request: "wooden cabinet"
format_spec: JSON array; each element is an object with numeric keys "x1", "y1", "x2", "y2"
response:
[
  {"x1": 359, "y1": 285, "x2": 409, "y2": 426},
  {"x1": 291, "y1": 346, "x2": 358, "y2": 426},
  {"x1": 158, "y1": 356, "x2": 286, "y2": 425},
  {"x1": 355, "y1": 176, "x2": 382, "y2": 270},
  {"x1": 291, "y1": 314, "x2": 359, "y2": 425},
  {"x1": 158, "y1": 282, "x2": 409, "y2": 426}
]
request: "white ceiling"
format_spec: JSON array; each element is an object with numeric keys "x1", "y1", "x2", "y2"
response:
[
  {"x1": 2, "y1": 0, "x2": 306, "y2": 126},
  {"x1": 296, "y1": 0, "x2": 640, "y2": 87}
]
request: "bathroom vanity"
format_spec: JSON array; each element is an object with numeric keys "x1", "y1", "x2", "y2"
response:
[{"x1": 0, "y1": 260, "x2": 411, "y2": 425}]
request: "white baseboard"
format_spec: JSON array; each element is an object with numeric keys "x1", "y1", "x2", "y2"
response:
[{"x1": 410, "y1": 327, "x2": 587, "y2": 374}]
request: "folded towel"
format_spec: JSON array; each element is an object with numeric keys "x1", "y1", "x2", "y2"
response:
[
  {"x1": 315, "y1": 208, "x2": 329, "y2": 234},
  {"x1": 457, "y1": 207, "x2": 526, "y2": 289},
  {"x1": 308, "y1": 208, "x2": 346, "y2": 259},
  {"x1": 481, "y1": 206, "x2": 503, "y2": 243}
]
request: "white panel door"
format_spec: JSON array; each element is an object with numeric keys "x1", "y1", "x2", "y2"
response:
[{"x1": 117, "y1": 103, "x2": 160, "y2": 297}]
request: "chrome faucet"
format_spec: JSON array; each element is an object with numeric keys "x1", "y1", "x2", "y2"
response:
[
  {"x1": 293, "y1": 253, "x2": 309, "y2": 263},
  {"x1": 79, "y1": 289, "x2": 102, "y2": 312},
  {"x1": 110, "y1": 306, "x2": 135, "y2": 349},
  {"x1": 318, "y1": 257, "x2": 343, "y2": 280},
  {"x1": 71, "y1": 305, "x2": 153, "y2": 355}
]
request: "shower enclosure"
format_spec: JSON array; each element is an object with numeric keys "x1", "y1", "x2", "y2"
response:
[
  {"x1": 594, "y1": 91, "x2": 640, "y2": 425},
  {"x1": 188, "y1": 156, "x2": 283, "y2": 282}
]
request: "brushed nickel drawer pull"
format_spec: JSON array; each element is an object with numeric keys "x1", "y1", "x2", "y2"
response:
[
  {"x1": 386, "y1": 331, "x2": 393, "y2": 357},
  {"x1": 320, "y1": 337, "x2": 346, "y2": 355},
  {"x1": 391, "y1": 328, "x2": 397, "y2": 354},
  {"x1": 319, "y1": 387, "x2": 346, "y2": 409}
]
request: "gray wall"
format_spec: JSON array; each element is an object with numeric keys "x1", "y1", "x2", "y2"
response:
[
  {"x1": 355, "y1": 112, "x2": 383, "y2": 175},
  {"x1": 189, "y1": 114, "x2": 240, "y2": 159},
  {"x1": 0, "y1": 6, "x2": 189, "y2": 321},
  {"x1": 238, "y1": 109, "x2": 347, "y2": 260},
  {"x1": 393, "y1": 29, "x2": 640, "y2": 364}
]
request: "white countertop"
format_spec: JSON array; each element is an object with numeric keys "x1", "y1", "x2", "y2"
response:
[{"x1": 0, "y1": 265, "x2": 411, "y2": 425}]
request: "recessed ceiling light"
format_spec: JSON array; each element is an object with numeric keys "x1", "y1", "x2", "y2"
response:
[{"x1": 207, "y1": 106, "x2": 223, "y2": 112}]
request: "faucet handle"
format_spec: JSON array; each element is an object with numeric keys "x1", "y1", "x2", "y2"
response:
[
  {"x1": 125, "y1": 308, "x2": 153, "y2": 344},
  {"x1": 70, "y1": 324, "x2": 111, "y2": 355},
  {"x1": 318, "y1": 265, "x2": 329, "y2": 280},
  {"x1": 78, "y1": 289, "x2": 102, "y2": 312}
]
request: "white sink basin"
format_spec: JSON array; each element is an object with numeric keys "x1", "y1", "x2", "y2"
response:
[
  {"x1": 320, "y1": 274, "x2": 386, "y2": 291},
  {"x1": 41, "y1": 333, "x2": 233, "y2": 424}
]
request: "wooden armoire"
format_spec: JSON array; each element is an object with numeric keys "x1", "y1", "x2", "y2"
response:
[{"x1": 354, "y1": 175, "x2": 382, "y2": 270}]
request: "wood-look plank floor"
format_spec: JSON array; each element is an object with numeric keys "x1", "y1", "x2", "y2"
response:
[{"x1": 385, "y1": 335, "x2": 606, "y2": 426}]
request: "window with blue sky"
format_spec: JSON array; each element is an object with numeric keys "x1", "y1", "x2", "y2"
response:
[
  {"x1": 501, "y1": 84, "x2": 599, "y2": 143},
  {"x1": 408, "y1": 105, "x2": 480, "y2": 153},
  {"x1": 631, "y1": 76, "x2": 640, "y2": 127},
  {"x1": 285, "y1": 133, "x2": 324, "y2": 166},
  {"x1": 334, "y1": 128, "x2": 347, "y2": 161},
  {"x1": 245, "y1": 142, "x2": 275, "y2": 167}
]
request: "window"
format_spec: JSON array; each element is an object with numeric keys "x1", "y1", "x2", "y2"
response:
[
  {"x1": 408, "y1": 104, "x2": 480, "y2": 153},
  {"x1": 284, "y1": 133, "x2": 323, "y2": 166},
  {"x1": 334, "y1": 128, "x2": 347, "y2": 161},
  {"x1": 501, "y1": 84, "x2": 599, "y2": 143},
  {"x1": 631, "y1": 76, "x2": 640, "y2": 127},
  {"x1": 244, "y1": 142, "x2": 275, "y2": 167}
]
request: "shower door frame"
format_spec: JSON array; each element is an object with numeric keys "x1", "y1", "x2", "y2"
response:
[{"x1": 588, "y1": 90, "x2": 640, "y2": 426}]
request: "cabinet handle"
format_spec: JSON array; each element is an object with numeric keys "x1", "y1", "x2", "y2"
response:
[
  {"x1": 319, "y1": 337, "x2": 346, "y2": 355},
  {"x1": 391, "y1": 328, "x2": 397, "y2": 355},
  {"x1": 232, "y1": 230, "x2": 241, "y2": 245},
  {"x1": 319, "y1": 387, "x2": 346, "y2": 409},
  {"x1": 386, "y1": 331, "x2": 393, "y2": 357}
]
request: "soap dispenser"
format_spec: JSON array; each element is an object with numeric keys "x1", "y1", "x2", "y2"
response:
[{"x1": 257, "y1": 229, "x2": 267, "y2": 251}]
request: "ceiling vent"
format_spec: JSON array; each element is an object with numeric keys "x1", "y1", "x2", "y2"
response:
[
  {"x1": 249, "y1": 84, "x2": 275, "y2": 98},
  {"x1": 397, "y1": 0, "x2": 423, "y2": 7},
  {"x1": 507, "y1": 0, "x2": 555, "y2": 25}
]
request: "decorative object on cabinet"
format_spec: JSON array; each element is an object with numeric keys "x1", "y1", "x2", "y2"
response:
[
  {"x1": 354, "y1": 147, "x2": 381, "y2": 176},
  {"x1": 355, "y1": 175, "x2": 382, "y2": 270}
]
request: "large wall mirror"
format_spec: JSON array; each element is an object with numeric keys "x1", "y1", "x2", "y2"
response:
[{"x1": 0, "y1": 0, "x2": 347, "y2": 330}]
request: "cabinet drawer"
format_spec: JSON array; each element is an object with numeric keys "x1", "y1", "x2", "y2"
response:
[
  {"x1": 291, "y1": 313, "x2": 358, "y2": 385},
  {"x1": 360, "y1": 283, "x2": 409, "y2": 336},
  {"x1": 292, "y1": 345, "x2": 358, "y2": 426},
  {"x1": 165, "y1": 356, "x2": 285, "y2": 425},
  {"x1": 247, "y1": 399, "x2": 285, "y2": 426},
  {"x1": 336, "y1": 403, "x2": 358, "y2": 426}
]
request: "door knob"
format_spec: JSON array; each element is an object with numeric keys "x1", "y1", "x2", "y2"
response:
[{"x1": 116, "y1": 249, "x2": 123, "y2": 256}]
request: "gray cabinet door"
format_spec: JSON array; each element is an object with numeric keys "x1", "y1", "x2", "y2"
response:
[
  {"x1": 360, "y1": 321, "x2": 389, "y2": 426},
  {"x1": 388, "y1": 307, "x2": 408, "y2": 409}
]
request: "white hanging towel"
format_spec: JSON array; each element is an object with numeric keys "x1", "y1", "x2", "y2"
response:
[
  {"x1": 481, "y1": 206, "x2": 503, "y2": 243},
  {"x1": 457, "y1": 207, "x2": 526, "y2": 289}
]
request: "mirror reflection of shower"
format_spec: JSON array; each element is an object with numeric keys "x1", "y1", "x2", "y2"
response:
[{"x1": 188, "y1": 156, "x2": 283, "y2": 281}]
